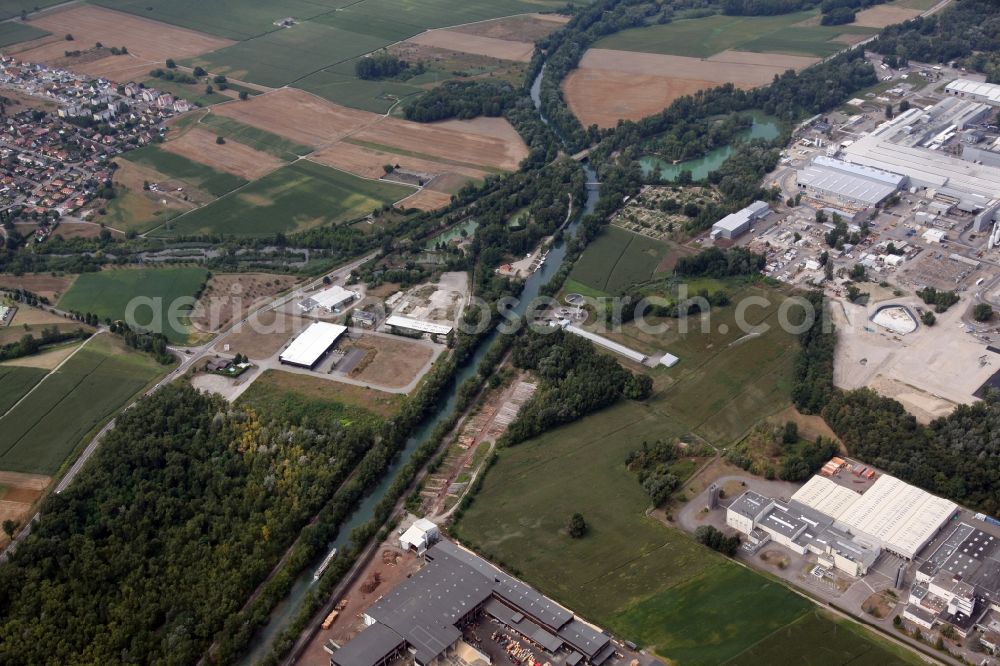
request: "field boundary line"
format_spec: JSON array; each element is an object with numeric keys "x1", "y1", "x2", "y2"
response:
[
  {"x1": 719, "y1": 608, "x2": 818, "y2": 665},
  {"x1": 0, "y1": 333, "x2": 95, "y2": 421}
]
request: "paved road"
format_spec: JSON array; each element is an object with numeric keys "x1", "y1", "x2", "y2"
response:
[{"x1": 1, "y1": 252, "x2": 377, "y2": 560}]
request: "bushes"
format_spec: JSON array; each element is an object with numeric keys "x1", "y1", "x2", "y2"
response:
[{"x1": 695, "y1": 525, "x2": 741, "y2": 556}]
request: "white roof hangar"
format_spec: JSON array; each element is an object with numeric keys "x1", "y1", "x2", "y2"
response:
[
  {"x1": 946, "y1": 78, "x2": 1000, "y2": 106},
  {"x1": 793, "y1": 474, "x2": 957, "y2": 560},
  {"x1": 796, "y1": 156, "x2": 905, "y2": 208},
  {"x1": 384, "y1": 315, "x2": 452, "y2": 335},
  {"x1": 279, "y1": 322, "x2": 347, "y2": 368},
  {"x1": 299, "y1": 285, "x2": 358, "y2": 313}
]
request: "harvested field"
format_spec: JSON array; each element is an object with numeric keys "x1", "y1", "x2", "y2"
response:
[
  {"x1": 852, "y1": 3, "x2": 922, "y2": 27},
  {"x1": 192, "y1": 273, "x2": 300, "y2": 334},
  {"x1": 398, "y1": 188, "x2": 453, "y2": 211},
  {"x1": 212, "y1": 88, "x2": 378, "y2": 148},
  {"x1": 52, "y1": 222, "x2": 120, "y2": 240},
  {"x1": 8, "y1": 303, "x2": 66, "y2": 326},
  {"x1": 14, "y1": 5, "x2": 231, "y2": 75},
  {"x1": 406, "y1": 30, "x2": 533, "y2": 62},
  {"x1": 161, "y1": 128, "x2": 285, "y2": 180},
  {"x1": 564, "y1": 48, "x2": 817, "y2": 127},
  {"x1": 310, "y1": 141, "x2": 488, "y2": 181},
  {"x1": 0, "y1": 274, "x2": 73, "y2": 302},
  {"x1": 105, "y1": 157, "x2": 200, "y2": 234},
  {"x1": 1, "y1": 343, "x2": 82, "y2": 370},
  {"x1": 353, "y1": 116, "x2": 528, "y2": 172},
  {"x1": 449, "y1": 13, "x2": 568, "y2": 42},
  {"x1": 345, "y1": 334, "x2": 434, "y2": 389},
  {"x1": 216, "y1": 310, "x2": 310, "y2": 360},
  {"x1": 0, "y1": 470, "x2": 49, "y2": 544},
  {"x1": 427, "y1": 173, "x2": 475, "y2": 194}
]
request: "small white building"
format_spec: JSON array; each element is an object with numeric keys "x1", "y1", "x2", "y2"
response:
[{"x1": 399, "y1": 518, "x2": 439, "y2": 554}]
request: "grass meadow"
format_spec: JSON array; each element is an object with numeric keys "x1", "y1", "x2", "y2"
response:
[
  {"x1": 568, "y1": 226, "x2": 670, "y2": 295},
  {"x1": 122, "y1": 146, "x2": 247, "y2": 197},
  {"x1": 198, "y1": 114, "x2": 312, "y2": 161},
  {"x1": 594, "y1": 10, "x2": 877, "y2": 58},
  {"x1": 156, "y1": 160, "x2": 413, "y2": 238},
  {"x1": 0, "y1": 335, "x2": 163, "y2": 475},
  {"x1": 0, "y1": 367, "x2": 48, "y2": 415},
  {"x1": 0, "y1": 21, "x2": 49, "y2": 47},
  {"x1": 0, "y1": 0, "x2": 63, "y2": 21},
  {"x1": 58, "y1": 267, "x2": 209, "y2": 344}
]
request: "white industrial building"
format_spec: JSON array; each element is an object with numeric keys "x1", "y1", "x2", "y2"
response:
[
  {"x1": 279, "y1": 322, "x2": 347, "y2": 369},
  {"x1": 384, "y1": 315, "x2": 452, "y2": 336},
  {"x1": 299, "y1": 285, "x2": 359, "y2": 313},
  {"x1": 946, "y1": 78, "x2": 1000, "y2": 106},
  {"x1": 399, "y1": 518, "x2": 440, "y2": 555},
  {"x1": 791, "y1": 475, "x2": 958, "y2": 560},
  {"x1": 796, "y1": 156, "x2": 905, "y2": 209},
  {"x1": 565, "y1": 325, "x2": 647, "y2": 364},
  {"x1": 710, "y1": 200, "x2": 770, "y2": 240}
]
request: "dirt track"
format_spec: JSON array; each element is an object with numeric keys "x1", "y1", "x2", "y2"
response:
[
  {"x1": 564, "y1": 48, "x2": 818, "y2": 127},
  {"x1": 162, "y1": 128, "x2": 285, "y2": 180},
  {"x1": 406, "y1": 30, "x2": 533, "y2": 62}
]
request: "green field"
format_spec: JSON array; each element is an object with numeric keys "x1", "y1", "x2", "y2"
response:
[
  {"x1": 295, "y1": 70, "x2": 424, "y2": 114},
  {"x1": 0, "y1": 0, "x2": 64, "y2": 21},
  {"x1": 58, "y1": 267, "x2": 209, "y2": 344},
  {"x1": 0, "y1": 21, "x2": 48, "y2": 47},
  {"x1": 122, "y1": 146, "x2": 247, "y2": 197},
  {"x1": 594, "y1": 11, "x2": 877, "y2": 58},
  {"x1": 0, "y1": 336, "x2": 163, "y2": 475},
  {"x1": 199, "y1": 114, "x2": 312, "y2": 161},
  {"x1": 155, "y1": 160, "x2": 413, "y2": 238},
  {"x1": 0, "y1": 366, "x2": 48, "y2": 415},
  {"x1": 568, "y1": 226, "x2": 670, "y2": 294},
  {"x1": 144, "y1": 78, "x2": 230, "y2": 107}
]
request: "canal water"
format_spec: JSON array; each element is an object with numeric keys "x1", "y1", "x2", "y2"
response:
[
  {"x1": 639, "y1": 113, "x2": 780, "y2": 182},
  {"x1": 240, "y1": 67, "x2": 599, "y2": 665}
]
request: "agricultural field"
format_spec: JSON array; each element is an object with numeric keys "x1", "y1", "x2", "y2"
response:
[
  {"x1": 154, "y1": 160, "x2": 413, "y2": 238},
  {"x1": 0, "y1": 367, "x2": 48, "y2": 415},
  {"x1": 0, "y1": 0, "x2": 64, "y2": 21},
  {"x1": 593, "y1": 11, "x2": 874, "y2": 59},
  {"x1": 104, "y1": 158, "x2": 198, "y2": 234},
  {"x1": 0, "y1": 334, "x2": 164, "y2": 475},
  {"x1": 121, "y1": 146, "x2": 247, "y2": 198},
  {"x1": 160, "y1": 128, "x2": 285, "y2": 180},
  {"x1": 197, "y1": 114, "x2": 312, "y2": 161},
  {"x1": 58, "y1": 267, "x2": 209, "y2": 344},
  {"x1": 0, "y1": 274, "x2": 75, "y2": 301},
  {"x1": 0, "y1": 22, "x2": 49, "y2": 48},
  {"x1": 568, "y1": 226, "x2": 670, "y2": 294},
  {"x1": 565, "y1": 10, "x2": 876, "y2": 127},
  {"x1": 191, "y1": 272, "x2": 300, "y2": 333}
]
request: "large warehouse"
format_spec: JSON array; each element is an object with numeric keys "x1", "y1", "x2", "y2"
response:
[
  {"x1": 710, "y1": 200, "x2": 770, "y2": 240},
  {"x1": 796, "y1": 156, "x2": 906, "y2": 209},
  {"x1": 299, "y1": 285, "x2": 359, "y2": 313},
  {"x1": 946, "y1": 78, "x2": 1000, "y2": 106},
  {"x1": 279, "y1": 322, "x2": 347, "y2": 369},
  {"x1": 791, "y1": 475, "x2": 958, "y2": 560},
  {"x1": 331, "y1": 541, "x2": 615, "y2": 666}
]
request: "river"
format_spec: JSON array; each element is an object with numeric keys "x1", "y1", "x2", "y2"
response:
[
  {"x1": 239, "y1": 67, "x2": 599, "y2": 665},
  {"x1": 639, "y1": 112, "x2": 779, "y2": 182}
]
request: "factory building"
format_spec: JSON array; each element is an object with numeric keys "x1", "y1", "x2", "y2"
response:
[
  {"x1": 946, "y1": 78, "x2": 1000, "y2": 106},
  {"x1": 279, "y1": 322, "x2": 347, "y2": 369},
  {"x1": 792, "y1": 475, "x2": 957, "y2": 561},
  {"x1": 330, "y1": 541, "x2": 616, "y2": 666},
  {"x1": 384, "y1": 315, "x2": 452, "y2": 336},
  {"x1": 300, "y1": 285, "x2": 359, "y2": 313},
  {"x1": 840, "y1": 97, "x2": 1000, "y2": 213},
  {"x1": 726, "y1": 490, "x2": 880, "y2": 577},
  {"x1": 795, "y1": 156, "x2": 905, "y2": 209},
  {"x1": 710, "y1": 200, "x2": 770, "y2": 240}
]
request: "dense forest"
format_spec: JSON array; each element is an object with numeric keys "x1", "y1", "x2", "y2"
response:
[
  {"x1": 869, "y1": 0, "x2": 1000, "y2": 81},
  {"x1": 502, "y1": 329, "x2": 653, "y2": 444},
  {"x1": 403, "y1": 80, "x2": 517, "y2": 121},
  {"x1": 0, "y1": 385, "x2": 379, "y2": 663}
]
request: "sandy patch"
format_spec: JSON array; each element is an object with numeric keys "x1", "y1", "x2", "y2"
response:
[
  {"x1": 450, "y1": 13, "x2": 568, "y2": 42},
  {"x1": 398, "y1": 188, "x2": 454, "y2": 211},
  {"x1": 0, "y1": 275, "x2": 74, "y2": 302},
  {"x1": 564, "y1": 48, "x2": 818, "y2": 127},
  {"x1": 162, "y1": 127, "x2": 285, "y2": 180},
  {"x1": 310, "y1": 141, "x2": 487, "y2": 181},
  {"x1": 852, "y1": 4, "x2": 922, "y2": 27},
  {"x1": 406, "y1": 29, "x2": 533, "y2": 62},
  {"x1": 346, "y1": 334, "x2": 433, "y2": 389},
  {"x1": 355, "y1": 116, "x2": 528, "y2": 172},
  {"x1": 216, "y1": 310, "x2": 310, "y2": 360},
  {"x1": 192, "y1": 273, "x2": 300, "y2": 334},
  {"x1": 12, "y1": 5, "x2": 231, "y2": 78},
  {"x1": 211, "y1": 88, "x2": 379, "y2": 148},
  {"x1": 1, "y1": 342, "x2": 80, "y2": 369}
]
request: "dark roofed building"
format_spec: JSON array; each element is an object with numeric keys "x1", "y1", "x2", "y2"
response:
[{"x1": 330, "y1": 541, "x2": 613, "y2": 666}]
